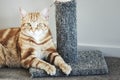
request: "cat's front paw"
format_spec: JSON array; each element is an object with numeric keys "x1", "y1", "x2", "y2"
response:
[
  {"x1": 60, "y1": 63, "x2": 72, "y2": 75},
  {"x1": 45, "y1": 65, "x2": 56, "y2": 76}
]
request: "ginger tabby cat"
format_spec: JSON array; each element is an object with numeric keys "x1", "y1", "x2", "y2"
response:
[{"x1": 0, "y1": 8, "x2": 72, "y2": 75}]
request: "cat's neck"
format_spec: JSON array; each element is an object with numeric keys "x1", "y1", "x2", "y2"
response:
[{"x1": 20, "y1": 30, "x2": 49, "y2": 43}]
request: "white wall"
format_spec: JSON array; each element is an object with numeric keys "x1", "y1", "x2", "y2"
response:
[
  {"x1": 78, "y1": 0, "x2": 120, "y2": 46},
  {"x1": 77, "y1": 0, "x2": 120, "y2": 57},
  {"x1": 0, "y1": 0, "x2": 120, "y2": 57}
]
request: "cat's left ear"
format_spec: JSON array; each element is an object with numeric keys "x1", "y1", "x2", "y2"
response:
[
  {"x1": 41, "y1": 8, "x2": 49, "y2": 20},
  {"x1": 19, "y1": 8, "x2": 27, "y2": 18}
]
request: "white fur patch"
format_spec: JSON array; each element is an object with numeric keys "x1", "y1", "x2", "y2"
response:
[
  {"x1": 34, "y1": 49, "x2": 44, "y2": 59},
  {"x1": 26, "y1": 29, "x2": 47, "y2": 43}
]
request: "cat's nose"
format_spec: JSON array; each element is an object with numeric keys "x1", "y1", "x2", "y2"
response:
[{"x1": 32, "y1": 29, "x2": 36, "y2": 32}]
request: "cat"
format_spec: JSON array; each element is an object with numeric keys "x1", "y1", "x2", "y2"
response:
[{"x1": 0, "y1": 8, "x2": 72, "y2": 76}]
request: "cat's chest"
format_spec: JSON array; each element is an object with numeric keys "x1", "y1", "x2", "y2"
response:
[
  {"x1": 34, "y1": 50, "x2": 44, "y2": 59},
  {"x1": 34, "y1": 45, "x2": 45, "y2": 59}
]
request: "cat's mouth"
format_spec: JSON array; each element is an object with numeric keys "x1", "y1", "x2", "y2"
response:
[{"x1": 30, "y1": 29, "x2": 36, "y2": 33}]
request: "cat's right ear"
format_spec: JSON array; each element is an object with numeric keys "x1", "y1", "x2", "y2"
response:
[{"x1": 19, "y1": 8, "x2": 27, "y2": 18}]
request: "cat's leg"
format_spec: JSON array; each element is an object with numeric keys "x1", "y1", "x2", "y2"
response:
[
  {"x1": 0, "y1": 44, "x2": 6, "y2": 67},
  {"x1": 47, "y1": 52, "x2": 72, "y2": 75},
  {"x1": 21, "y1": 49, "x2": 56, "y2": 75}
]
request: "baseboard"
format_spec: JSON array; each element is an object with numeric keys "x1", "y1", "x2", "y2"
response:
[{"x1": 78, "y1": 43, "x2": 120, "y2": 57}]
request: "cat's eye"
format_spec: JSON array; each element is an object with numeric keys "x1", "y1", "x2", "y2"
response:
[
  {"x1": 27, "y1": 23, "x2": 31, "y2": 26},
  {"x1": 24, "y1": 23, "x2": 31, "y2": 27}
]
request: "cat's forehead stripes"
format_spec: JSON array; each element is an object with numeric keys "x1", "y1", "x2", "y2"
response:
[
  {"x1": 22, "y1": 12, "x2": 46, "y2": 23},
  {"x1": 22, "y1": 12, "x2": 48, "y2": 27},
  {"x1": 28, "y1": 12, "x2": 40, "y2": 22}
]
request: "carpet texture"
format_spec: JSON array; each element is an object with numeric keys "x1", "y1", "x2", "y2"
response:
[
  {"x1": 29, "y1": 50, "x2": 108, "y2": 78},
  {"x1": 0, "y1": 57, "x2": 120, "y2": 80}
]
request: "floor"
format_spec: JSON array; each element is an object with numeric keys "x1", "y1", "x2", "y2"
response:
[{"x1": 0, "y1": 57, "x2": 120, "y2": 80}]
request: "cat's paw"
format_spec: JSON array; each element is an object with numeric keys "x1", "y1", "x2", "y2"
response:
[
  {"x1": 45, "y1": 65, "x2": 56, "y2": 76},
  {"x1": 60, "y1": 63, "x2": 72, "y2": 75}
]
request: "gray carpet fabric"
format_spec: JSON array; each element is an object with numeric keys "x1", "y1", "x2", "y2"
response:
[
  {"x1": 29, "y1": 50, "x2": 108, "y2": 78},
  {"x1": 55, "y1": 0, "x2": 77, "y2": 63},
  {"x1": 0, "y1": 57, "x2": 119, "y2": 80}
]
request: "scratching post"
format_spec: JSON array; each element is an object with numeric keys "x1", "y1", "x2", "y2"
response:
[
  {"x1": 29, "y1": 0, "x2": 108, "y2": 77},
  {"x1": 55, "y1": 0, "x2": 77, "y2": 63}
]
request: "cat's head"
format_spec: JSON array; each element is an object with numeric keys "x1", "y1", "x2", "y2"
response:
[{"x1": 20, "y1": 8, "x2": 50, "y2": 40}]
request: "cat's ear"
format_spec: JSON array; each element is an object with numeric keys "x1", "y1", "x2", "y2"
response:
[
  {"x1": 19, "y1": 8, "x2": 27, "y2": 18},
  {"x1": 41, "y1": 8, "x2": 49, "y2": 20}
]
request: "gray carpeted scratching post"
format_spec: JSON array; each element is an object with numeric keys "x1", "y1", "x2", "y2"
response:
[
  {"x1": 29, "y1": 50, "x2": 108, "y2": 78},
  {"x1": 55, "y1": 0, "x2": 77, "y2": 63},
  {"x1": 29, "y1": 0, "x2": 108, "y2": 77}
]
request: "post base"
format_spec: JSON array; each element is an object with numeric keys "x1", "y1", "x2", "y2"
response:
[{"x1": 29, "y1": 50, "x2": 108, "y2": 78}]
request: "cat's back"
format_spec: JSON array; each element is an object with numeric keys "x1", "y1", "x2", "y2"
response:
[
  {"x1": 0, "y1": 27, "x2": 21, "y2": 67},
  {"x1": 0, "y1": 27, "x2": 20, "y2": 46}
]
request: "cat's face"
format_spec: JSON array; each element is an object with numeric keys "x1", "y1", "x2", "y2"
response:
[
  {"x1": 20, "y1": 8, "x2": 49, "y2": 33},
  {"x1": 20, "y1": 9, "x2": 49, "y2": 40},
  {"x1": 20, "y1": 8, "x2": 49, "y2": 41}
]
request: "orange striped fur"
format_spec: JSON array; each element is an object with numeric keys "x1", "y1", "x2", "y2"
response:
[{"x1": 0, "y1": 8, "x2": 72, "y2": 75}]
